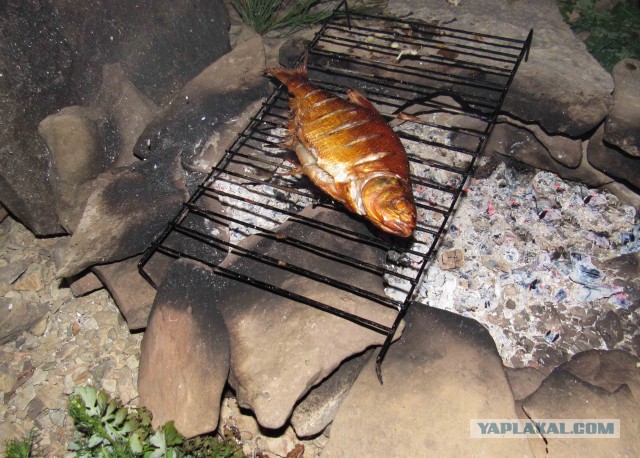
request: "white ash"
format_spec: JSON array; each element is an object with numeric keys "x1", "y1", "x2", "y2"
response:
[
  {"x1": 406, "y1": 163, "x2": 638, "y2": 368},
  {"x1": 212, "y1": 128, "x2": 313, "y2": 245}
]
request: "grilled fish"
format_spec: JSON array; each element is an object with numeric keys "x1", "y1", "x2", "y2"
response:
[{"x1": 266, "y1": 57, "x2": 417, "y2": 237}]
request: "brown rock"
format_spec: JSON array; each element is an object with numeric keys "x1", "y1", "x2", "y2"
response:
[
  {"x1": 488, "y1": 123, "x2": 613, "y2": 187},
  {"x1": 68, "y1": 272, "x2": 104, "y2": 297},
  {"x1": 55, "y1": 152, "x2": 188, "y2": 278},
  {"x1": 504, "y1": 116, "x2": 582, "y2": 168},
  {"x1": 291, "y1": 350, "x2": 373, "y2": 438},
  {"x1": 219, "y1": 206, "x2": 403, "y2": 430},
  {"x1": 0, "y1": 296, "x2": 49, "y2": 345},
  {"x1": 594, "y1": 310, "x2": 624, "y2": 349},
  {"x1": 588, "y1": 123, "x2": 640, "y2": 189},
  {"x1": 504, "y1": 366, "x2": 547, "y2": 401},
  {"x1": 138, "y1": 259, "x2": 230, "y2": 438},
  {"x1": 587, "y1": 121, "x2": 640, "y2": 187},
  {"x1": 440, "y1": 248, "x2": 464, "y2": 270},
  {"x1": 562, "y1": 350, "x2": 640, "y2": 402},
  {"x1": 38, "y1": 106, "x2": 109, "y2": 231},
  {"x1": 321, "y1": 306, "x2": 533, "y2": 457},
  {"x1": 14, "y1": 270, "x2": 43, "y2": 292},
  {"x1": 0, "y1": 204, "x2": 8, "y2": 224},
  {"x1": 93, "y1": 256, "x2": 168, "y2": 330},
  {"x1": 522, "y1": 368, "x2": 640, "y2": 455},
  {"x1": 604, "y1": 59, "x2": 640, "y2": 157},
  {"x1": 134, "y1": 34, "x2": 269, "y2": 173},
  {"x1": 388, "y1": 0, "x2": 613, "y2": 136}
]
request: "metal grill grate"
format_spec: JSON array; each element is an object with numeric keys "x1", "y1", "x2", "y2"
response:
[{"x1": 139, "y1": 2, "x2": 533, "y2": 381}]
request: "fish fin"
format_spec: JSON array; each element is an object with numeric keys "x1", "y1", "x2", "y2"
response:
[
  {"x1": 280, "y1": 115, "x2": 297, "y2": 149},
  {"x1": 347, "y1": 89, "x2": 379, "y2": 113},
  {"x1": 265, "y1": 52, "x2": 309, "y2": 85}
]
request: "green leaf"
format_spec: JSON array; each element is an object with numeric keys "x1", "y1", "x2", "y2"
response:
[
  {"x1": 75, "y1": 386, "x2": 97, "y2": 409},
  {"x1": 162, "y1": 422, "x2": 184, "y2": 448},
  {"x1": 87, "y1": 433, "x2": 106, "y2": 448},
  {"x1": 128, "y1": 433, "x2": 144, "y2": 455},
  {"x1": 113, "y1": 408, "x2": 128, "y2": 427},
  {"x1": 97, "y1": 390, "x2": 109, "y2": 414}
]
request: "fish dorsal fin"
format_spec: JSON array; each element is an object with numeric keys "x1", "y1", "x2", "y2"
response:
[
  {"x1": 347, "y1": 89, "x2": 379, "y2": 113},
  {"x1": 265, "y1": 52, "x2": 309, "y2": 85}
]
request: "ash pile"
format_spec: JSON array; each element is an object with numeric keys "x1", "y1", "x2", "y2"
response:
[{"x1": 414, "y1": 164, "x2": 639, "y2": 369}]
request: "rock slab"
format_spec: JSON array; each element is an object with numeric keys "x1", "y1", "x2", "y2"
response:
[
  {"x1": 219, "y1": 206, "x2": 402, "y2": 430},
  {"x1": 55, "y1": 153, "x2": 188, "y2": 278},
  {"x1": 138, "y1": 259, "x2": 231, "y2": 438},
  {"x1": 388, "y1": 0, "x2": 613, "y2": 136},
  {"x1": 321, "y1": 305, "x2": 533, "y2": 457},
  {"x1": 134, "y1": 33, "x2": 269, "y2": 174},
  {"x1": 605, "y1": 59, "x2": 640, "y2": 157},
  {"x1": 522, "y1": 365, "x2": 640, "y2": 456}
]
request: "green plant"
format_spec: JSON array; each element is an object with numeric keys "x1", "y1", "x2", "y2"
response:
[
  {"x1": 4, "y1": 432, "x2": 34, "y2": 458},
  {"x1": 559, "y1": 0, "x2": 640, "y2": 71},
  {"x1": 231, "y1": 0, "x2": 383, "y2": 36},
  {"x1": 67, "y1": 386, "x2": 243, "y2": 458}
]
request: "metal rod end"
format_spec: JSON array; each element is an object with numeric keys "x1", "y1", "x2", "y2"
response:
[{"x1": 375, "y1": 359, "x2": 384, "y2": 385}]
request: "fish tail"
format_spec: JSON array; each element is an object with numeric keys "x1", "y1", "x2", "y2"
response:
[{"x1": 265, "y1": 52, "x2": 309, "y2": 86}]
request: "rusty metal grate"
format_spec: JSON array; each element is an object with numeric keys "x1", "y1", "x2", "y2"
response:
[{"x1": 139, "y1": 1, "x2": 533, "y2": 382}]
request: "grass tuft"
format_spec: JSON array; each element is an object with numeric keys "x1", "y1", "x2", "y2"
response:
[
  {"x1": 4, "y1": 432, "x2": 34, "y2": 458},
  {"x1": 232, "y1": 0, "x2": 384, "y2": 36}
]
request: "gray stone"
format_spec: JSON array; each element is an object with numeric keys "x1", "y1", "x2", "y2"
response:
[
  {"x1": 0, "y1": 258, "x2": 35, "y2": 284},
  {"x1": 487, "y1": 122, "x2": 613, "y2": 187},
  {"x1": 54, "y1": 153, "x2": 188, "y2": 278},
  {"x1": 388, "y1": 0, "x2": 613, "y2": 136},
  {"x1": 503, "y1": 116, "x2": 582, "y2": 168},
  {"x1": 134, "y1": 34, "x2": 269, "y2": 175},
  {"x1": 38, "y1": 106, "x2": 110, "y2": 231},
  {"x1": 0, "y1": 297, "x2": 50, "y2": 345},
  {"x1": 0, "y1": 0, "x2": 230, "y2": 235},
  {"x1": 138, "y1": 259, "x2": 231, "y2": 438},
  {"x1": 601, "y1": 182, "x2": 640, "y2": 211},
  {"x1": 588, "y1": 124, "x2": 640, "y2": 189},
  {"x1": 605, "y1": 59, "x2": 640, "y2": 157},
  {"x1": 522, "y1": 368, "x2": 640, "y2": 456},
  {"x1": 321, "y1": 305, "x2": 533, "y2": 457},
  {"x1": 93, "y1": 256, "x2": 169, "y2": 330},
  {"x1": 291, "y1": 350, "x2": 373, "y2": 438},
  {"x1": 216, "y1": 206, "x2": 402, "y2": 430},
  {"x1": 38, "y1": 64, "x2": 160, "y2": 231}
]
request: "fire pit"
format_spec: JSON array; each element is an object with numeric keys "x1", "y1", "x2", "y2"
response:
[{"x1": 138, "y1": 3, "x2": 533, "y2": 379}]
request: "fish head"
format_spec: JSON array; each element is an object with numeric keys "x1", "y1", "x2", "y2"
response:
[{"x1": 361, "y1": 176, "x2": 416, "y2": 237}]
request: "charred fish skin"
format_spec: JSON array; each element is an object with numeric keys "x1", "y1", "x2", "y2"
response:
[{"x1": 266, "y1": 57, "x2": 417, "y2": 237}]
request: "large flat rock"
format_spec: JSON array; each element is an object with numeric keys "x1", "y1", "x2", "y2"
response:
[
  {"x1": 55, "y1": 153, "x2": 188, "y2": 278},
  {"x1": 321, "y1": 305, "x2": 533, "y2": 457},
  {"x1": 388, "y1": 0, "x2": 613, "y2": 136},
  {"x1": 134, "y1": 33, "x2": 269, "y2": 174},
  {"x1": 522, "y1": 365, "x2": 640, "y2": 455},
  {"x1": 605, "y1": 59, "x2": 640, "y2": 157},
  {"x1": 217, "y1": 206, "x2": 403, "y2": 430},
  {"x1": 138, "y1": 259, "x2": 230, "y2": 438},
  {"x1": 588, "y1": 124, "x2": 640, "y2": 189}
]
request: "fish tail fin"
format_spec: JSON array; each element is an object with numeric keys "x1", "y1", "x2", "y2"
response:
[{"x1": 265, "y1": 52, "x2": 309, "y2": 86}]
